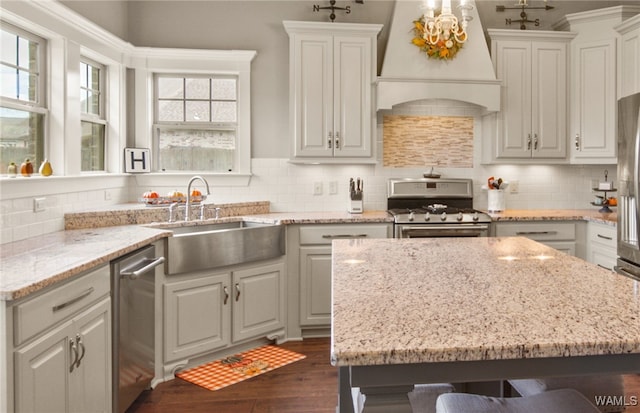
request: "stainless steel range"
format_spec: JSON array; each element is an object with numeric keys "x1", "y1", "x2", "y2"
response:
[{"x1": 387, "y1": 178, "x2": 492, "y2": 238}]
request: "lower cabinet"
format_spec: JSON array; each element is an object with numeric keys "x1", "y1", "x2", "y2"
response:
[
  {"x1": 296, "y1": 224, "x2": 392, "y2": 328},
  {"x1": 494, "y1": 221, "x2": 578, "y2": 256},
  {"x1": 163, "y1": 259, "x2": 285, "y2": 364},
  {"x1": 15, "y1": 298, "x2": 111, "y2": 413},
  {"x1": 587, "y1": 221, "x2": 617, "y2": 270},
  {"x1": 12, "y1": 265, "x2": 112, "y2": 413}
]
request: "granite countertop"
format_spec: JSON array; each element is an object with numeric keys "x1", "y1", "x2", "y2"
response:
[
  {"x1": 0, "y1": 226, "x2": 171, "y2": 301},
  {"x1": 487, "y1": 209, "x2": 617, "y2": 225},
  {"x1": 0, "y1": 207, "x2": 617, "y2": 302},
  {"x1": 331, "y1": 237, "x2": 640, "y2": 367}
]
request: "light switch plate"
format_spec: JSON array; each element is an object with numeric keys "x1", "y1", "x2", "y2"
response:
[{"x1": 33, "y1": 197, "x2": 46, "y2": 212}]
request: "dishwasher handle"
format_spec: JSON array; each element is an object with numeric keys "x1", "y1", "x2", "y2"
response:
[{"x1": 120, "y1": 256, "x2": 165, "y2": 280}]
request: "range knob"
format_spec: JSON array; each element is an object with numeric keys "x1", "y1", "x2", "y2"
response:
[
  {"x1": 408, "y1": 211, "x2": 415, "y2": 221},
  {"x1": 424, "y1": 212, "x2": 431, "y2": 222},
  {"x1": 473, "y1": 212, "x2": 479, "y2": 221},
  {"x1": 440, "y1": 212, "x2": 447, "y2": 221},
  {"x1": 457, "y1": 212, "x2": 463, "y2": 221}
]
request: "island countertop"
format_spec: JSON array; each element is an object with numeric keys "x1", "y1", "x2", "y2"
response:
[{"x1": 330, "y1": 237, "x2": 640, "y2": 367}]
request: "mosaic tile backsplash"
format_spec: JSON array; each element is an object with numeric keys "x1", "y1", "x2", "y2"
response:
[{"x1": 383, "y1": 115, "x2": 474, "y2": 168}]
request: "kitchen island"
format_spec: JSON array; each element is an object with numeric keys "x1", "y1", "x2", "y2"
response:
[{"x1": 331, "y1": 237, "x2": 640, "y2": 412}]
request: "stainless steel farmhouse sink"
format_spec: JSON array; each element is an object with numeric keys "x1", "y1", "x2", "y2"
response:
[{"x1": 164, "y1": 221, "x2": 285, "y2": 274}]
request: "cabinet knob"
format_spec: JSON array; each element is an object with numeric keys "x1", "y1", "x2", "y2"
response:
[
  {"x1": 335, "y1": 131, "x2": 340, "y2": 149},
  {"x1": 223, "y1": 286, "x2": 229, "y2": 305},
  {"x1": 235, "y1": 283, "x2": 241, "y2": 301},
  {"x1": 575, "y1": 133, "x2": 580, "y2": 151},
  {"x1": 533, "y1": 134, "x2": 538, "y2": 151},
  {"x1": 527, "y1": 134, "x2": 532, "y2": 150},
  {"x1": 328, "y1": 132, "x2": 333, "y2": 149}
]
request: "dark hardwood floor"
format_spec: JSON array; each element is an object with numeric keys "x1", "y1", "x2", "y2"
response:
[{"x1": 128, "y1": 337, "x2": 640, "y2": 413}]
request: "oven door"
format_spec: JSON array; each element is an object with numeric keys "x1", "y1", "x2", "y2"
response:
[{"x1": 396, "y1": 224, "x2": 489, "y2": 238}]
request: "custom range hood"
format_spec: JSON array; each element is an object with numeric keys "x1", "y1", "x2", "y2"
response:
[{"x1": 377, "y1": 0, "x2": 501, "y2": 112}]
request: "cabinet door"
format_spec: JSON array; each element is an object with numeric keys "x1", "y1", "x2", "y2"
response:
[
  {"x1": 68, "y1": 298, "x2": 111, "y2": 413},
  {"x1": 232, "y1": 262, "x2": 285, "y2": 342},
  {"x1": 495, "y1": 41, "x2": 532, "y2": 159},
  {"x1": 292, "y1": 34, "x2": 333, "y2": 158},
  {"x1": 333, "y1": 35, "x2": 372, "y2": 158},
  {"x1": 532, "y1": 41, "x2": 567, "y2": 159},
  {"x1": 619, "y1": 25, "x2": 640, "y2": 98},
  {"x1": 299, "y1": 246, "x2": 332, "y2": 326},
  {"x1": 571, "y1": 39, "x2": 616, "y2": 161},
  {"x1": 164, "y1": 273, "x2": 230, "y2": 363},
  {"x1": 15, "y1": 320, "x2": 72, "y2": 413}
]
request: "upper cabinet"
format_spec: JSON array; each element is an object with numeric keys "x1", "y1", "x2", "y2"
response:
[
  {"x1": 488, "y1": 30, "x2": 575, "y2": 163},
  {"x1": 283, "y1": 21, "x2": 382, "y2": 163},
  {"x1": 616, "y1": 14, "x2": 640, "y2": 99},
  {"x1": 557, "y1": 6, "x2": 640, "y2": 164}
]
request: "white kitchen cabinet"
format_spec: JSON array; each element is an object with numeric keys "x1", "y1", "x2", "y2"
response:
[
  {"x1": 164, "y1": 272, "x2": 230, "y2": 363},
  {"x1": 587, "y1": 221, "x2": 617, "y2": 271},
  {"x1": 231, "y1": 262, "x2": 285, "y2": 342},
  {"x1": 616, "y1": 13, "x2": 640, "y2": 98},
  {"x1": 12, "y1": 265, "x2": 111, "y2": 413},
  {"x1": 284, "y1": 21, "x2": 382, "y2": 163},
  {"x1": 494, "y1": 221, "x2": 578, "y2": 256},
  {"x1": 559, "y1": 7, "x2": 640, "y2": 163},
  {"x1": 488, "y1": 30, "x2": 575, "y2": 162},
  {"x1": 163, "y1": 259, "x2": 285, "y2": 365},
  {"x1": 294, "y1": 224, "x2": 392, "y2": 330}
]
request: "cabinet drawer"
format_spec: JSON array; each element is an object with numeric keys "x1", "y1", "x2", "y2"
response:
[
  {"x1": 495, "y1": 222, "x2": 575, "y2": 241},
  {"x1": 14, "y1": 264, "x2": 110, "y2": 346},
  {"x1": 299, "y1": 224, "x2": 390, "y2": 245},
  {"x1": 588, "y1": 222, "x2": 616, "y2": 249}
]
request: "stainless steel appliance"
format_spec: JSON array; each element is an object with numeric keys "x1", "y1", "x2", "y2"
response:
[
  {"x1": 111, "y1": 245, "x2": 164, "y2": 413},
  {"x1": 616, "y1": 92, "x2": 640, "y2": 281},
  {"x1": 387, "y1": 177, "x2": 491, "y2": 238}
]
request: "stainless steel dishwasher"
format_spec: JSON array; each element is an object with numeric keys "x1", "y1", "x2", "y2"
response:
[{"x1": 110, "y1": 245, "x2": 164, "y2": 413}]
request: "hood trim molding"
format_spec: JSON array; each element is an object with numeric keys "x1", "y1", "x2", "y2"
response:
[{"x1": 377, "y1": 78, "x2": 501, "y2": 111}]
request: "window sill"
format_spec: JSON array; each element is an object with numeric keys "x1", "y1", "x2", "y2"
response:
[{"x1": 0, "y1": 174, "x2": 131, "y2": 200}]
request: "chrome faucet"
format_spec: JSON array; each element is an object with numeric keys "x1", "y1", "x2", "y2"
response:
[{"x1": 185, "y1": 175, "x2": 211, "y2": 221}]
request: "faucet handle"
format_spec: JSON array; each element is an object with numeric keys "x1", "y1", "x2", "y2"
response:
[{"x1": 199, "y1": 204, "x2": 206, "y2": 221}]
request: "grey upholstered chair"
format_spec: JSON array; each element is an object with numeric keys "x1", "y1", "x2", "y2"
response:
[
  {"x1": 436, "y1": 388, "x2": 601, "y2": 413},
  {"x1": 508, "y1": 375, "x2": 626, "y2": 413}
]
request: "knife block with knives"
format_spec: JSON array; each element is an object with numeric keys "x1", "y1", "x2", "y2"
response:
[{"x1": 348, "y1": 178, "x2": 363, "y2": 214}]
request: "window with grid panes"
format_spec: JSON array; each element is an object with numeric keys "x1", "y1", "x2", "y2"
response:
[
  {"x1": 0, "y1": 22, "x2": 46, "y2": 174},
  {"x1": 80, "y1": 58, "x2": 106, "y2": 172},
  {"x1": 154, "y1": 75, "x2": 237, "y2": 172}
]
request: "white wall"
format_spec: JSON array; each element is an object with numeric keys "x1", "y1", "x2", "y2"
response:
[{"x1": 0, "y1": 2, "x2": 620, "y2": 245}]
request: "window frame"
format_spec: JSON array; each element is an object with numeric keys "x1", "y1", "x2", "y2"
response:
[
  {"x1": 152, "y1": 73, "x2": 239, "y2": 173},
  {"x1": 79, "y1": 56, "x2": 108, "y2": 173},
  {"x1": 0, "y1": 21, "x2": 46, "y2": 108},
  {"x1": 0, "y1": 21, "x2": 48, "y2": 171}
]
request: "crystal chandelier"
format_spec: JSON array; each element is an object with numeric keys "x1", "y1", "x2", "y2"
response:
[{"x1": 423, "y1": 0, "x2": 473, "y2": 45}]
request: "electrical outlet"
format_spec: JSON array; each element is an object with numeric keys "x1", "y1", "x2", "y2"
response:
[
  {"x1": 329, "y1": 181, "x2": 338, "y2": 195},
  {"x1": 509, "y1": 180, "x2": 519, "y2": 194},
  {"x1": 33, "y1": 197, "x2": 46, "y2": 212},
  {"x1": 313, "y1": 182, "x2": 323, "y2": 195}
]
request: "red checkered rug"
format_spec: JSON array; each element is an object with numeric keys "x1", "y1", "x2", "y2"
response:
[{"x1": 176, "y1": 345, "x2": 306, "y2": 391}]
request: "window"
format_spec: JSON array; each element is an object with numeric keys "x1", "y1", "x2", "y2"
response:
[
  {"x1": 154, "y1": 75, "x2": 238, "y2": 172},
  {"x1": 0, "y1": 22, "x2": 46, "y2": 173},
  {"x1": 80, "y1": 58, "x2": 106, "y2": 172}
]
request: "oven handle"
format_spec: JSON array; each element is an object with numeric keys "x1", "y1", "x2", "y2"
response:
[
  {"x1": 401, "y1": 225, "x2": 489, "y2": 231},
  {"x1": 400, "y1": 225, "x2": 488, "y2": 238}
]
